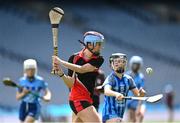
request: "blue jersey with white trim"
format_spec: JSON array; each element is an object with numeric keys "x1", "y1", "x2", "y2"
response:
[
  {"x1": 17, "y1": 75, "x2": 48, "y2": 103},
  {"x1": 102, "y1": 72, "x2": 136, "y2": 119},
  {"x1": 126, "y1": 71, "x2": 144, "y2": 96}
]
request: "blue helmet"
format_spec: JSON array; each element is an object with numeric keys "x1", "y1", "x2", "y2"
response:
[{"x1": 83, "y1": 31, "x2": 104, "y2": 45}]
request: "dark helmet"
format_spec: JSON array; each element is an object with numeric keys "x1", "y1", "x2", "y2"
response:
[{"x1": 109, "y1": 53, "x2": 127, "y2": 64}]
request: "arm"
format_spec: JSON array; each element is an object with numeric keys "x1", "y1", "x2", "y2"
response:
[
  {"x1": 131, "y1": 88, "x2": 140, "y2": 97},
  {"x1": 129, "y1": 76, "x2": 145, "y2": 97},
  {"x1": 52, "y1": 56, "x2": 98, "y2": 74},
  {"x1": 104, "y1": 85, "x2": 124, "y2": 100},
  {"x1": 53, "y1": 58, "x2": 75, "y2": 88},
  {"x1": 131, "y1": 87, "x2": 146, "y2": 97},
  {"x1": 42, "y1": 88, "x2": 51, "y2": 102},
  {"x1": 104, "y1": 76, "x2": 124, "y2": 100},
  {"x1": 58, "y1": 70, "x2": 74, "y2": 88},
  {"x1": 16, "y1": 88, "x2": 29, "y2": 100},
  {"x1": 139, "y1": 75, "x2": 146, "y2": 96},
  {"x1": 62, "y1": 61, "x2": 97, "y2": 74},
  {"x1": 104, "y1": 85, "x2": 122, "y2": 97},
  {"x1": 131, "y1": 76, "x2": 146, "y2": 97}
]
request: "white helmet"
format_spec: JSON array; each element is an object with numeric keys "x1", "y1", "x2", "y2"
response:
[
  {"x1": 164, "y1": 84, "x2": 173, "y2": 93},
  {"x1": 23, "y1": 59, "x2": 37, "y2": 75},
  {"x1": 129, "y1": 56, "x2": 143, "y2": 68}
]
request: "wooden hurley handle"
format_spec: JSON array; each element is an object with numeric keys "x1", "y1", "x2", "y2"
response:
[
  {"x1": 52, "y1": 25, "x2": 59, "y2": 54},
  {"x1": 51, "y1": 25, "x2": 59, "y2": 74},
  {"x1": 49, "y1": 7, "x2": 64, "y2": 75}
]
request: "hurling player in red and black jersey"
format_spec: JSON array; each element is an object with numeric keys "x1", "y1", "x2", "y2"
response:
[{"x1": 52, "y1": 31, "x2": 104, "y2": 122}]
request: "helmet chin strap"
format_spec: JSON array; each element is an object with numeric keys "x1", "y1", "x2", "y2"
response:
[{"x1": 78, "y1": 40, "x2": 100, "y2": 56}]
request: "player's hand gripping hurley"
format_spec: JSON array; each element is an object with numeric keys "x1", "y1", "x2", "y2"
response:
[{"x1": 49, "y1": 7, "x2": 64, "y2": 74}]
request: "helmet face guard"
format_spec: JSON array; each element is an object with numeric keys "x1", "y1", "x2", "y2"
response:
[
  {"x1": 109, "y1": 53, "x2": 127, "y2": 74},
  {"x1": 109, "y1": 53, "x2": 127, "y2": 64},
  {"x1": 79, "y1": 31, "x2": 104, "y2": 56}
]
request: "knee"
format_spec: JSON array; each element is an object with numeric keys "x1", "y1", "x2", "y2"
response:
[
  {"x1": 137, "y1": 112, "x2": 144, "y2": 118},
  {"x1": 118, "y1": 118, "x2": 122, "y2": 122}
]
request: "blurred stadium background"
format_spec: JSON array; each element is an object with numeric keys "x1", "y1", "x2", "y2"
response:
[{"x1": 0, "y1": 0, "x2": 180, "y2": 122}]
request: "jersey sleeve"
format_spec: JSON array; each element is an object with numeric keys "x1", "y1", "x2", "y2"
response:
[
  {"x1": 68, "y1": 55, "x2": 75, "y2": 77},
  {"x1": 103, "y1": 75, "x2": 115, "y2": 87},
  {"x1": 129, "y1": 77, "x2": 136, "y2": 90},
  {"x1": 89, "y1": 56, "x2": 104, "y2": 68}
]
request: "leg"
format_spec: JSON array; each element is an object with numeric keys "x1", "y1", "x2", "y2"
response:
[
  {"x1": 77, "y1": 106, "x2": 101, "y2": 122},
  {"x1": 106, "y1": 117, "x2": 122, "y2": 123},
  {"x1": 168, "y1": 108, "x2": 174, "y2": 122},
  {"x1": 136, "y1": 104, "x2": 146, "y2": 123},
  {"x1": 19, "y1": 101, "x2": 27, "y2": 123},
  {"x1": 24, "y1": 103, "x2": 40, "y2": 123},
  {"x1": 72, "y1": 112, "x2": 83, "y2": 123},
  {"x1": 92, "y1": 95, "x2": 100, "y2": 112},
  {"x1": 24, "y1": 115, "x2": 35, "y2": 123},
  {"x1": 128, "y1": 109, "x2": 136, "y2": 122}
]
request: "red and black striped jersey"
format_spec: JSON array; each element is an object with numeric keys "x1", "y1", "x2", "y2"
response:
[{"x1": 68, "y1": 50, "x2": 104, "y2": 96}]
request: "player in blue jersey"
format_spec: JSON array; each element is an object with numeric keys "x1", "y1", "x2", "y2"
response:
[
  {"x1": 127, "y1": 56, "x2": 146, "y2": 123},
  {"x1": 16, "y1": 59, "x2": 51, "y2": 123},
  {"x1": 102, "y1": 53, "x2": 145, "y2": 123}
]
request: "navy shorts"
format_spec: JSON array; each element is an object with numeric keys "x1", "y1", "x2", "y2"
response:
[{"x1": 19, "y1": 101, "x2": 41, "y2": 121}]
